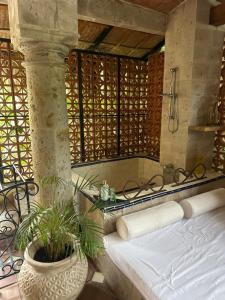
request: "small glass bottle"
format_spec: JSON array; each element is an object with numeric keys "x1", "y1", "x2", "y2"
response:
[{"x1": 100, "y1": 181, "x2": 110, "y2": 201}]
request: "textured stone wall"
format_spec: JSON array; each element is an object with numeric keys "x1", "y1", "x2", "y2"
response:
[
  {"x1": 160, "y1": 0, "x2": 225, "y2": 170},
  {"x1": 72, "y1": 157, "x2": 162, "y2": 192}
]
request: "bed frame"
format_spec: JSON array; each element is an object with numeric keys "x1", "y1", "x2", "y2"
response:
[{"x1": 96, "y1": 253, "x2": 149, "y2": 300}]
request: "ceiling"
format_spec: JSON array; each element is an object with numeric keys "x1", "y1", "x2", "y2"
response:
[
  {"x1": 124, "y1": 0, "x2": 225, "y2": 13},
  {"x1": 0, "y1": 4, "x2": 164, "y2": 58},
  {"x1": 1, "y1": 1, "x2": 225, "y2": 58},
  {"x1": 78, "y1": 20, "x2": 164, "y2": 58},
  {"x1": 2, "y1": 1, "x2": 225, "y2": 58},
  {"x1": 123, "y1": 0, "x2": 185, "y2": 13}
]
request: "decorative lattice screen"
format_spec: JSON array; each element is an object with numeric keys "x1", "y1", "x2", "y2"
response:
[
  {"x1": 65, "y1": 52, "x2": 81, "y2": 163},
  {"x1": 0, "y1": 41, "x2": 32, "y2": 179},
  {"x1": 213, "y1": 43, "x2": 225, "y2": 172},
  {"x1": 120, "y1": 58, "x2": 149, "y2": 155},
  {"x1": 81, "y1": 53, "x2": 118, "y2": 161},
  {"x1": 0, "y1": 40, "x2": 165, "y2": 179},
  {"x1": 146, "y1": 52, "x2": 164, "y2": 158}
]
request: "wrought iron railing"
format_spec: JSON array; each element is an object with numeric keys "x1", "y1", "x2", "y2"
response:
[
  {"x1": 0, "y1": 164, "x2": 38, "y2": 288},
  {"x1": 122, "y1": 174, "x2": 165, "y2": 201},
  {"x1": 172, "y1": 163, "x2": 207, "y2": 187},
  {"x1": 121, "y1": 163, "x2": 207, "y2": 201}
]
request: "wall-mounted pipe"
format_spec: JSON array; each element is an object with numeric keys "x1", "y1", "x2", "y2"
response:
[{"x1": 161, "y1": 67, "x2": 179, "y2": 134}]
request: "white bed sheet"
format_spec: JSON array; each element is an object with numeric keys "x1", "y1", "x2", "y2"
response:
[{"x1": 104, "y1": 207, "x2": 225, "y2": 300}]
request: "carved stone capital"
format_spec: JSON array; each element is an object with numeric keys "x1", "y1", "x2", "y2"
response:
[
  {"x1": 19, "y1": 41, "x2": 69, "y2": 67},
  {"x1": 8, "y1": 0, "x2": 78, "y2": 51}
]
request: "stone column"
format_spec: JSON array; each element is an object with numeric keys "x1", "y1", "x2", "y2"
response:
[
  {"x1": 8, "y1": 0, "x2": 78, "y2": 204},
  {"x1": 160, "y1": 0, "x2": 225, "y2": 170}
]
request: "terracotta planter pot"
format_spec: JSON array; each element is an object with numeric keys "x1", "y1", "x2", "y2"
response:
[{"x1": 18, "y1": 240, "x2": 88, "y2": 300}]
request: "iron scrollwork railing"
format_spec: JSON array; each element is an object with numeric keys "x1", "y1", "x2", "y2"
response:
[
  {"x1": 0, "y1": 164, "x2": 38, "y2": 287},
  {"x1": 122, "y1": 174, "x2": 165, "y2": 201},
  {"x1": 121, "y1": 164, "x2": 207, "y2": 201},
  {"x1": 172, "y1": 163, "x2": 207, "y2": 187}
]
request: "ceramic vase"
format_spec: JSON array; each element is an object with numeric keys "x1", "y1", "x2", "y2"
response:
[{"x1": 18, "y1": 240, "x2": 88, "y2": 300}]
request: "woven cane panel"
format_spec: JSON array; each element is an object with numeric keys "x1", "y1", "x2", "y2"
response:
[
  {"x1": 65, "y1": 52, "x2": 81, "y2": 163},
  {"x1": 146, "y1": 52, "x2": 164, "y2": 158},
  {"x1": 119, "y1": 58, "x2": 149, "y2": 155},
  {"x1": 81, "y1": 53, "x2": 118, "y2": 161},
  {"x1": 0, "y1": 41, "x2": 32, "y2": 180},
  {"x1": 213, "y1": 43, "x2": 225, "y2": 172}
]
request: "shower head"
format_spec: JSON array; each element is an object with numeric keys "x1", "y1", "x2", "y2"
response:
[
  {"x1": 170, "y1": 67, "x2": 177, "y2": 73},
  {"x1": 208, "y1": 0, "x2": 221, "y2": 6}
]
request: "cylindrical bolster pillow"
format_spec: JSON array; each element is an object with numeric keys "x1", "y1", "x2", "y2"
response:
[
  {"x1": 179, "y1": 188, "x2": 225, "y2": 219},
  {"x1": 116, "y1": 201, "x2": 184, "y2": 240}
]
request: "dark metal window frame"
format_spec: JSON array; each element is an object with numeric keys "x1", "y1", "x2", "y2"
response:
[{"x1": 70, "y1": 50, "x2": 152, "y2": 163}]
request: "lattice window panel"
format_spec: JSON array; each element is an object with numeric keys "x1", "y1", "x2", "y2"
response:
[
  {"x1": 0, "y1": 41, "x2": 32, "y2": 180},
  {"x1": 119, "y1": 58, "x2": 149, "y2": 155},
  {"x1": 81, "y1": 53, "x2": 118, "y2": 161},
  {"x1": 0, "y1": 42, "x2": 165, "y2": 179},
  {"x1": 146, "y1": 52, "x2": 164, "y2": 158},
  {"x1": 213, "y1": 42, "x2": 225, "y2": 172},
  {"x1": 65, "y1": 52, "x2": 81, "y2": 163}
]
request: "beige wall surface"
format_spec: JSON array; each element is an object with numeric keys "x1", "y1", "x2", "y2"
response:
[
  {"x1": 73, "y1": 157, "x2": 162, "y2": 192},
  {"x1": 160, "y1": 0, "x2": 225, "y2": 170}
]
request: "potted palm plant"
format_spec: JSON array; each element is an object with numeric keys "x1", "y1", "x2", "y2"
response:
[{"x1": 16, "y1": 175, "x2": 103, "y2": 300}]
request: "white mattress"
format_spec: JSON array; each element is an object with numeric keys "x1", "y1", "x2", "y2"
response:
[{"x1": 104, "y1": 207, "x2": 225, "y2": 300}]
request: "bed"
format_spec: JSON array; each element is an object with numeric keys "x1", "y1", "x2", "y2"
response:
[{"x1": 100, "y1": 206, "x2": 225, "y2": 300}]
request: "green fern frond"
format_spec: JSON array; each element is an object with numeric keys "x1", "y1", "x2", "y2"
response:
[{"x1": 16, "y1": 174, "x2": 104, "y2": 262}]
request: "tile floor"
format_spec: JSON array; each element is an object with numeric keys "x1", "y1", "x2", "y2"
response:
[
  {"x1": 0, "y1": 253, "x2": 94, "y2": 300},
  {"x1": 0, "y1": 262, "x2": 116, "y2": 300},
  {"x1": 0, "y1": 275, "x2": 21, "y2": 300}
]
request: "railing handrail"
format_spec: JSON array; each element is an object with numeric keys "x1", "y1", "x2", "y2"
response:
[
  {"x1": 0, "y1": 180, "x2": 38, "y2": 195},
  {"x1": 0, "y1": 164, "x2": 26, "y2": 187}
]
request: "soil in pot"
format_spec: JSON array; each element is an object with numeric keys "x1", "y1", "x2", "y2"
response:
[{"x1": 34, "y1": 245, "x2": 73, "y2": 263}]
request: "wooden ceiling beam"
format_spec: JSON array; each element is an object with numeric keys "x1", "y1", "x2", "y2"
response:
[
  {"x1": 142, "y1": 40, "x2": 165, "y2": 59},
  {"x1": 210, "y1": 3, "x2": 225, "y2": 26},
  {"x1": 1, "y1": 0, "x2": 166, "y2": 35},
  {"x1": 109, "y1": 30, "x2": 135, "y2": 54},
  {"x1": 88, "y1": 25, "x2": 113, "y2": 51},
  {"x1": 78, "y1": 0, "x2": 167, "y2": 36},
  {"x1": 126, "y1": 35, "x2": 151, "y2": 56}
]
